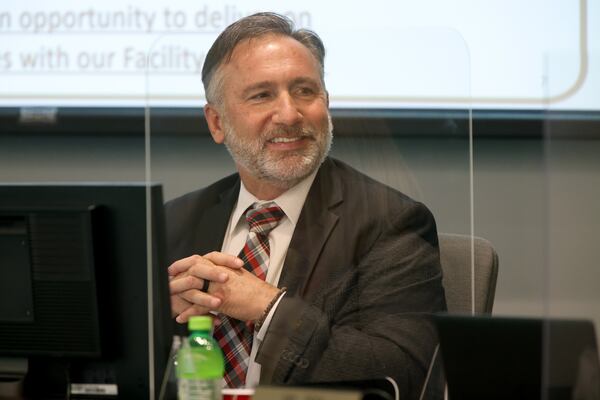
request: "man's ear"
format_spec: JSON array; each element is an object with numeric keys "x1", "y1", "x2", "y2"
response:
[{"x1": 204, "y1": 103, "x2": 225, "y2": 144}]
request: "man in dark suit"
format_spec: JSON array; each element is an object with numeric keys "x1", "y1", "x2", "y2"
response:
[{"x1": 166, "y1": 12, "x2": 446, "y2": 400}]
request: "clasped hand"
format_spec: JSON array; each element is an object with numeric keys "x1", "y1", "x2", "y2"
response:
[{"x1": 168, "y1": 252, "x2": 280, "y2": 324}]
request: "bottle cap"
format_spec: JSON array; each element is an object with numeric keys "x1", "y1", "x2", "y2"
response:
[{"x1": 188, "y1": 315, "x2": 212, "y2": 331}]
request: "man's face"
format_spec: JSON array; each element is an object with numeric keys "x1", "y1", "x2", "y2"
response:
[{"x1": 209, "y1": 34, "x2": 332, "y2": 188}]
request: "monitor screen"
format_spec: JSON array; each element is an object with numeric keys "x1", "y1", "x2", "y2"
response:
[
  {"x1": 0, "y1": 0, "x2": 598, "y2": 111},
  {"x1": 435, "y1": 314, "x2": 600, "y2": 400},
  {"x1": 0, "y1": 183, "x2": 172, "y2": 399},
  {"x1": 1, "y1": 2, "x2": 598, "y2": 138}
]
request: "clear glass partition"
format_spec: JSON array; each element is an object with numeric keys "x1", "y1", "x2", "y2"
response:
[
  {"x1": 0, "y1": 32, "x2": 168, "y2": 400},
  {"x1": 6, "y1": 2, "x2": 600, "y2": 398},
  {"x1": 146, "y1": 22, "x2": 473, "y2": 399},
  {"x1": 0, "y1": 4, "x2": 479, "y2": 400},
  {"x1": 541, "y1": 41, "x2": 600, "y2": 399}
]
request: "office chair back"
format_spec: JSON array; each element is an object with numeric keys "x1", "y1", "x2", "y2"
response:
[{"x1": 438, "y1": 233, "x2": 499, "y2": 314}]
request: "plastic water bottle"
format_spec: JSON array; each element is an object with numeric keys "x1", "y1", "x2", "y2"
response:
[{"x1": 176, "y1": 316, "x2": 225, "y2": 400}]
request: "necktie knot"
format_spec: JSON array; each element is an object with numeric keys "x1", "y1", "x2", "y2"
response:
[{"x1": 245, "y1": 202, "x2": 285, "y2": 235}]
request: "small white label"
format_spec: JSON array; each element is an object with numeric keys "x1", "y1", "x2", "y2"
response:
[
  {"x1": 70, "y1": 383, "x2": 119, "y2": 396},
  {"x1": 19, "y1": 107, "x2": 58, "y2": 124}
]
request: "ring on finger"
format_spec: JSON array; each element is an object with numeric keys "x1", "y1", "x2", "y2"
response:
[{"x1": 201, "y1": 279, "x2": 210, "y2": 293}]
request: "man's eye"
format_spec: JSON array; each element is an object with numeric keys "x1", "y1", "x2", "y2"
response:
[
  {"x1": 297, "y1": 87, "x2": 315, "y2": 96},
  {"x1": 250, "y1": 92, "x2": 270, "y2": 100}
]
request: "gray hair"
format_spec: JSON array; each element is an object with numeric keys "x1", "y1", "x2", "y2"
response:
[{"x1": 202, "y1": 12, "x2": 326, "y2": 106}]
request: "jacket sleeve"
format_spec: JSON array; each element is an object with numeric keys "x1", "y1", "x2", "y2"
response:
[{"x1": 256, "y1": 201, "x2": 447, "y2": 400}]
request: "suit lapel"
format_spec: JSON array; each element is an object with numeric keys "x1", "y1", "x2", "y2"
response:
[
  {"x1": 190, "y1": 162, "x2": 344, "y2": 296},
  {"x1": 194, "y1": 179, "x2": 240, "y2": 255},
  {"x1": 280, "y1": 159, "x2": 343, "y2": 296}
]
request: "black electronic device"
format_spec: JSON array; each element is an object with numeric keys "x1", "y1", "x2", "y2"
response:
[
  {"x1": 0, "y1": 183, "x2": 172, "y2": 399},
  {"x1": 435, "y1": 314, "x2": 600, "y2": 400}
]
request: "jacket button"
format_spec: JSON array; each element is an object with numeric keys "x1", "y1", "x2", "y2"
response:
[{"x1": 298, "y1": 358, "x2": 309, "y2": 369}]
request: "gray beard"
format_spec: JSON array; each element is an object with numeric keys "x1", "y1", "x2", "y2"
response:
[{"x1": 223, "y1": 115, "x2": 333, "y2": 190}]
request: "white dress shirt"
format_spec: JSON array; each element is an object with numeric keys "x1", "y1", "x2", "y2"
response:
[{"x1": 220, "y1": 170, "x2": 317, "y2": 388}]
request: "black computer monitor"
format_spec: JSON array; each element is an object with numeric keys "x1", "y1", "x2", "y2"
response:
[
  {"x1": 0, "y1": 183, "x2": 173, "y2": 399},
  {"x1": 434, "y1": 314, "x2": 600, "y2": 400}
]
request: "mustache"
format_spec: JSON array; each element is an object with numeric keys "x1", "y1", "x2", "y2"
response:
[{"x1": 262, "y1": 126, "x2": 316, "y2": 140}]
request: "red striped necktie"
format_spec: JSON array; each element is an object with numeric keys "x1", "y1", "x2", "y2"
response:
[{"x1": 213, "y1": 202, "x2": 285, "y2": 388}]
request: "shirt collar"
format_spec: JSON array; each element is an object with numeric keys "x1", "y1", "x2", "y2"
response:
[{"x1": 231, "y1": 169, "x2": 319, "y2": 230}]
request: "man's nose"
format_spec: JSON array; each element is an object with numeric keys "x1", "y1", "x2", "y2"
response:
[{"x1": 272, "y1": 93, "x2": 302, "y2": 126}]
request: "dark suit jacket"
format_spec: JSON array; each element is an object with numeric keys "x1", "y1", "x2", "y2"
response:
[{"x1": 166, "y1": 157, "x2": 446, "y2": 400}]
